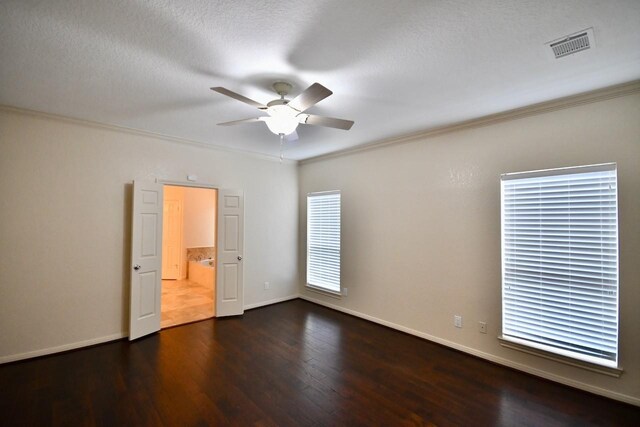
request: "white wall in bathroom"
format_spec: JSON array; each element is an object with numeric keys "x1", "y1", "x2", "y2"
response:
[{"x1": 183, "y1": 186, "x2": 217, "y2": 249}]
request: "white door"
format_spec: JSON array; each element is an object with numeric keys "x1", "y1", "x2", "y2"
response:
[
  {"x1": 216, "y1": 189, "x2": 244, "y2": 317},
  {"x1": 129, "y1": 181, "x2": 163, "y2": 340},
  {"x1": 161, "y1": 198, "x2": 182, "y2": 280}
]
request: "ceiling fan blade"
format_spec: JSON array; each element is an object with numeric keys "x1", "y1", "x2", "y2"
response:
[
  {"x1": 303, "y1": 114, "x2": 354, "y2": 130},
  {"x1": 287, "y1": 83, "x2": 333, "y2": 112},
  {"x1": 211, "y1": 87, "x2": 267, "y2": 110},
  {"x1": 284, "y1": 130, "x2": 299, "y2": 142},
  {"x1": 217, "y1": 117, "x2": 263, "y2": 126}
]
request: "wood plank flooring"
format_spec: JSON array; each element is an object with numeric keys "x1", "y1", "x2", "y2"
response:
[{"x1": 0, "y1": 299, "x2": 637, "y2": 426}]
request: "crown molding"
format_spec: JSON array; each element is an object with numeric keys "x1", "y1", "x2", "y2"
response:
[
  {"x1": 3, "y1": 80, "x2": 638, "y2": 167},
  {"x1": 0, "y1": 105, "x2": 298, "y2": 165},
  {"x1": 299, "y1": 80, "x2": 640, "y2": 165}
]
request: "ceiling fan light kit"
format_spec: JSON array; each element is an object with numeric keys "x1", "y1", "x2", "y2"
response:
[
  {"x1": 210, "y1": 81, "x2": 354, "y2": 140},
  {"x1": 262, "y1": 94, "x2": 300, "y2": 136}
]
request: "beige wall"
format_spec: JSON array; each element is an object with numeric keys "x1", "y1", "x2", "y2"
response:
[
  {"x1": 298, "y1": 92, "x2": 640, "y2": 404},
  {"x1": 0, "y1": 108, "x2": 299, "y2": 361},
  {"x1": 183, "y1": 186, "x2": 217, "y2": 249}
]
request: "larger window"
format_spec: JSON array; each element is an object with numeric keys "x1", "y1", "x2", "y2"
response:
[
  {"x1": 501, "y1": 163, "x2": 619, "y2": 368},
  {"x1": 307, "y1": 191, "x2": 341, "y2": 294}
]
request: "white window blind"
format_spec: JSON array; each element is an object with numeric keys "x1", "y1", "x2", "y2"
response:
[
  {"x1": 307, "y1": 191, "x2": 341, "y2": 293},
  {"x1": 501, "y1": 163, "x2": 618, "y2": 367}
]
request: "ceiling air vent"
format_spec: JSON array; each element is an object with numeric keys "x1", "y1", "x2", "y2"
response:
[{"x1": 547, "y1": 28, "x2": 595, "y2": 59}]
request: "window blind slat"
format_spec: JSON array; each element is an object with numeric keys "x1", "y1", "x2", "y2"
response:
[{"x1": 501, "y1": 165, "x2": 619, "y2": 367}]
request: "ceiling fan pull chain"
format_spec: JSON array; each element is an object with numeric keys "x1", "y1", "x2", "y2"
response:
[{"x1": 279, "y1": 133, "x2": 284, "y2": 162}]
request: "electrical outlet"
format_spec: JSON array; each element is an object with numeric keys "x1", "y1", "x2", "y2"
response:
[
  {"x1": 264, "y1": 281, "x2": 270, "y2": 290},
  {"x1": 454, "y1": 315, "x2": 462, "y2": 328},
  {"x1": 479, "y1": 321, "x2": 487, "y2": 334},
  {"x1": 343, "y1": 287, "x2": 348, "y2": 296}
]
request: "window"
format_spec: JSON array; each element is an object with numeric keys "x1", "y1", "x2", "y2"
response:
[
  {"x1": 307, "y1": 191, "x2": 341, "y2": 294},
  {"x1": 501, "y1": 164, "x2": 619, "y2": 368}
]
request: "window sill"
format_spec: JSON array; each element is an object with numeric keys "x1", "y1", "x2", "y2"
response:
[
  {"x1": 305, "y1": 284, "x2": 342, "y2": 299},
  {"x1": 498, "y1": 336, "x2": 623, "y2": 378}
]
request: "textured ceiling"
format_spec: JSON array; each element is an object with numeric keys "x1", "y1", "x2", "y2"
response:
[{"x1": 1, "y1": 0, "x2": 639, "y2": 160}]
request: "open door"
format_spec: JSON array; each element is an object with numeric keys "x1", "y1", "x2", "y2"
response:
[
  {"x1": 129, "y1": 181, "x2": 163, "y2": 340},
  {"x1": 216, "y1": 189, "x2": 244, "y2": 317}
]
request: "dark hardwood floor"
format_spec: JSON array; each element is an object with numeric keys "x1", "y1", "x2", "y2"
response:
[{"x1": 0, "y1": 299, "x2": 638, "y2": 426}]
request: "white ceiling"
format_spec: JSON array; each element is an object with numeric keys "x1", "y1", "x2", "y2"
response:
[{"x1": 1, "y1": 1, "x2": 639, "y2": 160}]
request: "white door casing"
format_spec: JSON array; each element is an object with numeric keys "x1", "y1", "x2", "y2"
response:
[
  {"x1": 216, "y1": 189, "x2": 244, "y2": 317},
  {"x1": 129, "y1": 181, "x2": 163, "y2": 340}
]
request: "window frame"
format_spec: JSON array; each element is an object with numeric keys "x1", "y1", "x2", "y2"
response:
[
  {"x1": 306, "y1": 190, "x2": 342, "y2": 296},
  {"x1": 499, "y1": 163, "x2": 620, "y2": 372}
]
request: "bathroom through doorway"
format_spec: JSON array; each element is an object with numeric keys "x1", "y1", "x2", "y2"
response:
[{"x1": 160, "y1": 185, "x2": 218, "y2": 328}]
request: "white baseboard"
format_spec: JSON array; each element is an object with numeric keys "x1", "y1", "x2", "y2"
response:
[
  {"x1": 300, "y1": 294, "x2": 640, "y2": 407},
  {"x1": 0, "y1": 332, "x2": 127, "y2": 364},
  {"x1": 244, "y1": 294, "x2": 299, "y2": 311}
]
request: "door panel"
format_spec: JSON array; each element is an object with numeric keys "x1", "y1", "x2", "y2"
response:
[
  {"x1": 139, "y1": 271, "x2": 158, "y2": 317},
  {"x1": 141, "y1": 214, "x2": 158, "y2": 256},
  {"x1": 222, "y1": 263, "x2": 239, "y2": 300},
  {"x1": 224, "y1": 215, "x2": 239, "y2": 250},
  {"x1": 130, "y1": 181, "x2": 163, "y2": 340},
  {"x1": 216, "y1": 190, "x2": 244, "y2": 317}
]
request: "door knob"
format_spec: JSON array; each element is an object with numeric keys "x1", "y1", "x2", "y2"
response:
[
  {"x1": 237, "y1": 256, "x2": 243, "y2": 261},
  {"x1": 133, "y1": 264, "x2": 141, "y2": 271}
]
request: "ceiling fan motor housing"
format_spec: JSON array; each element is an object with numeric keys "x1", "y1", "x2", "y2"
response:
[
  {"x1": 273, "y1": 81, "x2": 292, "y2": 97},
  {"x1": 267, "y1": 98, "x2": 290, "y2": 107}
]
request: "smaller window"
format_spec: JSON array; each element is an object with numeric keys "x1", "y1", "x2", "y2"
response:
[{"x1": 307, "y1": 191, "x2": 341, "y2": 294}]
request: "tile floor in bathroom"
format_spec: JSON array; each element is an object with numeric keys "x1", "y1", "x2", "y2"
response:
[{"x1": 161, "y1": 278, "x2": 215, "y2": 328}]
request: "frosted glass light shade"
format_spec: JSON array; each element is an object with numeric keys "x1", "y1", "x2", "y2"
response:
[
  {"x1": 264, "y1": 116, "x2": 299, "y2": 135},
  {"x1": 264, "y1": 104, "x2": 299, "y2": 135}
]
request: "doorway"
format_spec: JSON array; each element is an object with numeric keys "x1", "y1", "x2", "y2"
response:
[
  {"x1": 129, "y1": 182, "x2": 244, "y2": 340},
  {"x1": 160, "y1": 185, "x2": 218, "y2": 328}
]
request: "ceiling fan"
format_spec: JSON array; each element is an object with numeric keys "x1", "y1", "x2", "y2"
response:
[{"x1": 210, "y1": 82, "x2": 354, "y2": 141}]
